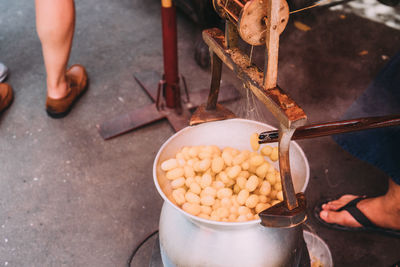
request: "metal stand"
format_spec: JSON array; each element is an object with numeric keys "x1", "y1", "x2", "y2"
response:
[
  {"x1": 97, "y1": 1, "x2": 238, "y2": 140},
  {"x1": 97, "y1": 71, "x2": 239, "y2": 140}
]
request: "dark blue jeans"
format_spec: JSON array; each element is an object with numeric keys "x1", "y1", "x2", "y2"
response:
[{"x1": 333, "y1": 51, "x2": 400, "y2": 185}]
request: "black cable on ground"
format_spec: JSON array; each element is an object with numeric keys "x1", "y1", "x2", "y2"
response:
[{"x1": 127, "y1": 230, "x2": 159, "y2": 267}]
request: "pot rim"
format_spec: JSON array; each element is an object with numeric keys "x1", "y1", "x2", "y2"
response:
[{"x1": 153, "y1": 118, "x2": 310, "y2": 227}]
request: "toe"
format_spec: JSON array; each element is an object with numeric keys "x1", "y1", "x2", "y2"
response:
[
  {"x1": 320, "y1": 210, "x2": 362, "y2": 228},
  {"x1": 320, "y1": 210, "x2": 340, "y2": 224},
  {"x1": 323, "y1": 195, "x2": 361, "y2": 211},
  {"x1": 322, "y1": 200, "x2": 347, "y2": 211},
  {"x1": 323, "y1": 202, "x2": 342, "y2": 211}
]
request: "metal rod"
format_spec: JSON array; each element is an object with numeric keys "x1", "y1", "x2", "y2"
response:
[
  {"x1": 278, "y1": 124, "x2": 298, "y2": 210},
  {"x1": 249, "y1": 45, "x2": 254, "y2": 66},
  {"x1": 223, "y1": 7, "x2": 239, "y2": 22},
  {"x1": 225, "y1": 20, "x2": 239, "y2": 49},
  {"x1": 217, "y1": 0, "x2": 244, "y2": 22},
  {"x1": 289, "y1": 0, "x2": 331, "y2": 14},
  {"x1": 259, "y1": 114, "x2": 400, "y2": 143},
  {"x1": 156, "y1": 80, "x2": 165, "y2": 110},
  {"x1": 231, "y1": 0, "x2": 245, "y2": 7},
  {"x1": 206, "y1": 52, "x2": 223, "y2": 110},
  {"x1": 181, "y1": 75, "x2": 190, "y2": 103}
]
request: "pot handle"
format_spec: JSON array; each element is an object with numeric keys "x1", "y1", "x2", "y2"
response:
[{"x1": 259, "y1": 114, "x2": 400, "y2": 143}]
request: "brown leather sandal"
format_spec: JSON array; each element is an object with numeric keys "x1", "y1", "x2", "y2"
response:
[{"x1": 46, "y1": 64, "x2": 88, "y2": 118}]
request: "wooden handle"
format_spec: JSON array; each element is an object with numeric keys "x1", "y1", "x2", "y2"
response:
[
  {"x1": 263, "y1": 0, "x2": 282, "y2": 89},
  {"x1": 259, "y1": 114, "x2": 400, "y2": 143}
]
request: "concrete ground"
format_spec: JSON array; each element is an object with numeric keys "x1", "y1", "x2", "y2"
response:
[{"x1": 0, "y1": 0, "x2": 399, "y2": 266}]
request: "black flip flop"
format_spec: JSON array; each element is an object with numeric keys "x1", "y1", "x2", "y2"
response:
[{"x1": 314, "y1": 197, "x2": 400, "y2": 238}]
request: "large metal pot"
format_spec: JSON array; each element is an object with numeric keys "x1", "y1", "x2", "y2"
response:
[{"x1": 153, "y1": 119, "x2": 310, "y2": 267}]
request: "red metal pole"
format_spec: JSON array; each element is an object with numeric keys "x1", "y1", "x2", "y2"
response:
[{"x1": 161, "y1": 0, "x2": 180, "y2": 109}]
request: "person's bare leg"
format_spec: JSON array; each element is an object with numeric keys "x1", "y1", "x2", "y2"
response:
[
  {"x1": 320, "y1": 179, "x2": 400, "y2": 230},
  {"x1": 35, "y1": 0, "x2": 75, "y2": 99}
]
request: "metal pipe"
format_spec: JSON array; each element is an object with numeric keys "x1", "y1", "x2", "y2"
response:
[{"x1": 161, "y1": 0, "x2": 180, "y2": 109}]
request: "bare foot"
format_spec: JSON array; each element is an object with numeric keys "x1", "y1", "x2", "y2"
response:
[{"x1": 319, "y1": 194, "x2": 400, "y2": 231}]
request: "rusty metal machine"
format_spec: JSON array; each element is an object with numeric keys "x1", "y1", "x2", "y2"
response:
[
  {"x1": 189, "y1": 0, "x2": 400, "y2": 229},
  {"x1": 190, "y1": 0, "x2": 308, "y2": 228}
]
